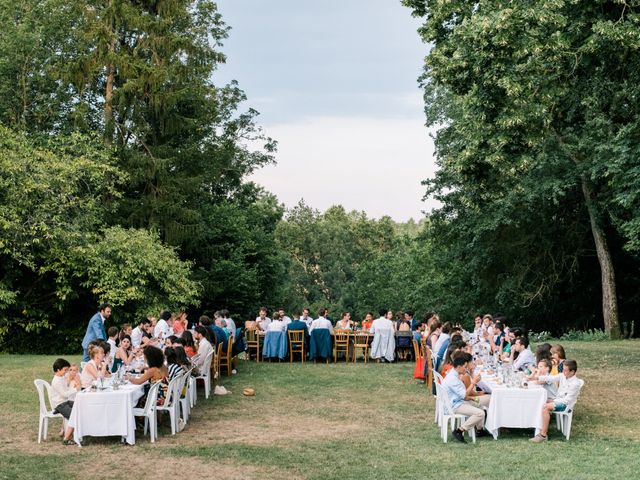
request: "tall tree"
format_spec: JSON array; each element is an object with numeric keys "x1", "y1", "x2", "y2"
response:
[{"x1": 404, "y1": 0, "x2": 640, "y2": 337}]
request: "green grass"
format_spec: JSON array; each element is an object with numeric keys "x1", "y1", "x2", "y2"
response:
[{"x1": 1, "y1": 341, "x2": 639, "y2": 479}]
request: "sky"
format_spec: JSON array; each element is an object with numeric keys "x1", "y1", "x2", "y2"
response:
[{"x1": 216, "y1": 0, "x2": 438, "y2": 221}]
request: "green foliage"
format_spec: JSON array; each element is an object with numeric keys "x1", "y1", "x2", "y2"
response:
[
  {"x1": 77, "y1": 226, "x2": 201, "y2": 320},
  {"x1": 560, "y1": 329, "x2": 610, "y2": 342},
  {"x1": 403, "y1": 0, "x2": 640, "y2": 335}
]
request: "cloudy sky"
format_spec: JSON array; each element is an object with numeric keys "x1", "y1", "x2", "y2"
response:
[{"x1": 216, "y1": 0, "x2": 438, "y2": 221}]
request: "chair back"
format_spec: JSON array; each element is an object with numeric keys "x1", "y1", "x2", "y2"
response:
[
  {"x1": 161, "y1": 376, "x2": 180, "y2": 408},
  {"x1": 34, "y1": 379, "x2": 54, "y2": 415},
  {"x1": 141, "y1": 382, "x2": 161, "y2": 415},
  {"x1": 334, "y1": 330, "x2": 350, "y2": 347},
  {"x1": 412, "y1": 339, "x2": 422, "y2": 360},
  {"x1": 567, "y1": 378, "x2": 585, "y2": 411},
  {"x1": 245, "y1": 328, "x2": 259, "y2": 344},
  {"x1": 353, "y1": 332, "x2": 371, "y2": 347},
  {"x1": 433, "y1": 379, "x2": 455, "y2": 416},
  {"x1": 288, "y1": 329, "x2": 304, "y2": 346}
]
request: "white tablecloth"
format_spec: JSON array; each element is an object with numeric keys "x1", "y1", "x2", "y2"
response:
[
  {"x1": 69, "y1": 383, "x2": 145, "y2": 445},
  {"x1": 485, "y1": 382, "x2": 547, "y2": 439}
]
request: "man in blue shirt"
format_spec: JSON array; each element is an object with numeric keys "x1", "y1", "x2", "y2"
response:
[
  {"x1": 81, "y1": 303, "x2": 111, "y2": 361},
  {"x1": 441, "y1": 352, "x2": 491, "y2": 443}
]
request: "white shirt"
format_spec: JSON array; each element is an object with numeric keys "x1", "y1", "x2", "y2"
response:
[
  {"x1": 195, "y1": 338, "x2": 213, "y2": 372},
  {"x1": 539, "y1": 373, "x2": 583, "y2": 407},
  {"x1": 50, "y1": 375, "x2": 77, "y2": 408},
  {"x1": 256, "y1": 316, "x2": 271, "y2": 332},
  {"x1": 309, "y1": 317, "x2": 333, "y2": 334},
  {"x1": 300, "y1": 315, "x2": 314, "y2": 328},
  {"x1": 154, "y1": 319, "x2": 171, "y2": 339},
  {"x1": 131, "y1": 326, "x2": 144, "y2": 348},
  {"x1": 267, "y1": 319, "x2": 285, "y2": 332},
  {"x1": 225, "y1": 317, "x2": 237, "y2": 340},
  {"x1": 513, "y1": 347, "x2": 535, "y2": 371},
  {"x1": 433, "y1": 332, "x2": 450, "y2": 355},
  {"x1": 281, "y1": 316, "x2": 292, "y2": 326},
  {"x1": 370, "y1": 317, "x2": 394, "y2": 334}
]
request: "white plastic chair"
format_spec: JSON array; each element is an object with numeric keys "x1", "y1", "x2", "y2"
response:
[
  {"x1": 433, "y1": 370, "x2": 443, "y2": 426},
  {"x1": 189, "y1": 376, "x2": 197, "y2": 408},
  {"x1": 132, "y1": 382, "x2": 160, "y2": 443},
  {"x1": 434, "y1": 378, "x2": 476, "y2": 444},
  {"x1": 34, "y1": 379, "x2": 66, "y2": 443},
  {"x1": 177, "y1": 368, "x2": 193, "y2": 425},
  {"x1": 552, "y1": 379, "x2": 584, "y2": 440},
  {"x1": 155, "y1": 377, "x2": 180, "y2": 435},
  {"x1": 194, "y1": 350, "x2": 214, "y2": 399}
]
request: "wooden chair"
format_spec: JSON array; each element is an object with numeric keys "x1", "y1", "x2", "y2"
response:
[
  {"x1": 245, "y1": 328, "x2": 260, "y2": 362},
  {"x1": 333, "y1": 330, "x2": 351, "y2": 363},
  {"x1": 213, "y1": 343, "x2": 223, "y2": 381},
  {"x1": 288, "y1": 329, "x2": 305, "y2": 363},
  {"x1": 352, "y1": 332, "x2": 371, "y2": 363},
  {"x1": 218, "y1": 340, "x2": 234, "y2": 376},
  {"x1": 424, "y1": 344, "x2": 434, "y2": 392}
]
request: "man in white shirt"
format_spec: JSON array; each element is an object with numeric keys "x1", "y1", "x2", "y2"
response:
[
  {"x1": 193, "y1": 326, "x2": 213, "y2": 374},
  {"x1": 267, "y1": 313, "x2": 286, "y2": 332},
  {"x1": 221, "y1": 309, "x2": 236, "y2": 341},
  {"x1": 443, "y1": 353, "x2": 491, "y2": 443},
  {"x1": 309, "y1": 309, "x2": 333, "y2": 334},
  {"x1": 531, "y1": 360, "x2": 583, "y2": 443},
  {"x1": 130, "y1": 318, "x2": 151, "y2": 348},
  {"x1": 300, "y1": 308, "x2": 314, "y2": 328},
  {"x1": 255, "y1": 307, "x2": 271, "y2": 332},
  {"x1": 512, "y1": 337, "x2": 536, "y2": 372},
  {"x1": 370, "y1": 309, "x2": 396, "y2": 362},
  {"x1": 277, "y1": 308, "x2": 292, "y2": 327},
  {"x1": 154, "y1": 310, "x2": 174, "y2": 340}
]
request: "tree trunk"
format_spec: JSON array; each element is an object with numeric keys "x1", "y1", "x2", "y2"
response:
[
  {"x1": 580, "y1": 175, "x2": 621, "y2": 339},
  {"x1": 104, "y1": 49, "x2": 115, "y2": 144}
]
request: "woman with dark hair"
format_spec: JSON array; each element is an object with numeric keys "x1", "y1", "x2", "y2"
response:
[
  {"x1": 180, "y1": 330, "x2": 197, "y2": 358},
  {"x1": 112, "y1": 334, "x2": 136, "y2": 372},
  {"x1": 535, "y1": 343, "x2": 553, "y2": 364},
  {"x1": 165, "y1": 347, "x2": 184, "y2": 381},
  {"x1": 127, "y1": 345, "x2": 169, "y2": 405}
]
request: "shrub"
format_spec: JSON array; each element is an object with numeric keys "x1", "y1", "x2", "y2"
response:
[{"x1": 559, "y1": 328, "x2": 609, "y2": 341}]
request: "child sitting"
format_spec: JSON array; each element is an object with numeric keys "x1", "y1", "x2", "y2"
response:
[
  {"x1": 51, "y1": 358, "x2": 81, "y2": 445},
  {"x1": 66, "y1": 363, "x2": 81, "y2": 390},
  {"x1": 529, "y1": 358, "x2": 557, "y2": 400},
  {"x1": 530, "y1": 359, "x2": 583, "y2": 443}
]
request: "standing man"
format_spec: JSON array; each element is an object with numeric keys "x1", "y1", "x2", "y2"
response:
[
  {"x1": 81, "y1": 303, "x2": 111, "y2": 361},
  {"x1": 154, "y1": 310, "x2": 173, "y2": 340}
]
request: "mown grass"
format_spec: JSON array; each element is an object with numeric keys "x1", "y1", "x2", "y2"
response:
[{"x1": 1, "y1": 340, "x2": 639, "y2": 479}]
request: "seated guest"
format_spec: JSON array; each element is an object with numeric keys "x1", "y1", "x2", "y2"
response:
[
  {"x1": 107, "y1": 327, "x2": 119, "y2": 360},
  {"x1": 127, "y1": 346, "x2": 169, "y2": 406},
  {"x1": 361, "y1": 312, "x2": 374, "y2": 331},
  {"x1": 335, "y1": 312, "x2": 354, "y2": 330},
  {"x1": 165, "y1": 347, "x2": 185, "y2": 381},
  {"x1": 173, "y1": 311, "x2": 188, "y2": 336},
  {"x1": 535, "y1": 342, "x2": 553, "y2": 364},
  {"x1": 267, "y1": 312, "x2": 285, "y2": 332},
  {"x1": 551, "y1": 344, "x2": 566, "y2": 374},
  {"x1": 112, "y1": 334, "x2": 136, "y2": 372},
  {"x1": 154, "y1": 310, "x2": 174, "y2": 340},
  {"x1": 216, "y1": 316, "x2": 231, "y2": 338},
  {"x1": 165, "y1": 335, "x2": 179, "y2": 348},
  {"x1": 440, "y1": 340, "x2": 468, "y2": 376},
  {"x1": 200, "y1": 315, "x2": 227, "y2": 350},
  {"x1": 277, "y1": 308, "x2": 292, "y2": 326},
  {"x1": 531, "y1": 360, "x2": 583, "y2": 443},
  {"x1": 119, "y1": 324, "x2": 132, "y2": 343},
  {"x1": 443, "y1": 353, "x2": 491, "y2": 443},
  {"x1": 310, "y1": 309, "x2": 334, "y2": 334},
  {"x1": 459, "y1": 353, "x2": 488, "y2": 399},
  {"x1": 221, "y1": 310, "x2": 237, "y2": 342},
  {"x1": 67, "y1": 363, "x2": 81, "y2": 390},
  {"x1": 51, "y1": 358, "x2": 81, "y2": 445},
  {"x1": 255, "y1": 307, "x2": 271, "y2": 332},
  {"x1": 299, "y1": 308, "x2": 314, "y2": 328},
  {"x1": 287, "y1": 315, "x2": 310, "y2": 347},
  {"x1": 193, "y1": 325, "x2": 214, "y2": 373},
  {"x1": 472, "y1": 314, "x2": 483, "y2": 340},
  {"x1": 425, "y1": 316, "x2": 441, "y2": 350},
  {"x1": 130, "y1": 318, "x2": 152, "y2": 348},
  {"x1": 529, "y1": 358, "x2": 558, "y2": 400},
  {"x1": 512, "y1": 337, "x2": 536, "y2": 372},
  {"x1": 370, "y1": 309, "x2": 395, "y2": 362},
  {"x1": 180, "y1": 330, "x2": 197, "y2": 358},
  {"x1": 80, "y1": 344, "x2": 111, "y2": 388},
  {"x1": 434, "y1": 322, "x2": 452, "y2": 368}
]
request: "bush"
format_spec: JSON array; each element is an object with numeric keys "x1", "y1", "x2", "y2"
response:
[
  {"x1": 529, "y1": 330, "x2": 553, "y2": 343},
  {"x1": 559, "y1": 328, "x2": 610, "y2": 341}
]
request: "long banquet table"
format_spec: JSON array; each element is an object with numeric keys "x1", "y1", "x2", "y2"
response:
[
  {"x1": 483, "y1": 375, "x2": 547, "y2": 439},
  {"x1": 69, "y1": 382, "x2": 145, "y2": 445}
]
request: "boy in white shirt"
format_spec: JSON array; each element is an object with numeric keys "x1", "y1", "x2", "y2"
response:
[
  {"x1": 531, "y1": 359, "x2": 583, "y2": 443},
  {"x1": 51, "y1": 358, "x2": 81, "y2": 445}
]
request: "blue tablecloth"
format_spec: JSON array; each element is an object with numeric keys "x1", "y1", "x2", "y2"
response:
[{"x1": 262, "y1": 330, "x2": 288, "y2": 359}]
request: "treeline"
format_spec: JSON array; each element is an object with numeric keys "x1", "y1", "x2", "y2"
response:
[
  {"x1": 2, "y1": 1, "x2": 638, "y2": 353},
  {"x1": 0, "y1": 0, "x2": 284, "y2": 352}
]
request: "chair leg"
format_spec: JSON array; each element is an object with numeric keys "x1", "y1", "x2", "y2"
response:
[
  {"x1": 144, "y1": 416, "x2": 148, "y2": 435},
  {"x1": 43, "y1": 417, "x2": 48, "y2": 441},
  {"x1": 565, "y1": 416, "x2": 572, "y2": 440},
  {"x1": 38, "y1": 416, "x2": 44, "y2": 443}
]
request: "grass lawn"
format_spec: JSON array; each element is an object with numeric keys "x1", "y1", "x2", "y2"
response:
[{"x1": 1, "y1": 340, "x2": 639, "y2": 479}]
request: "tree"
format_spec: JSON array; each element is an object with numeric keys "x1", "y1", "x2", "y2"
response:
[{"x1": 404, "y1": 0, "x2": 640, "y2": 337}]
